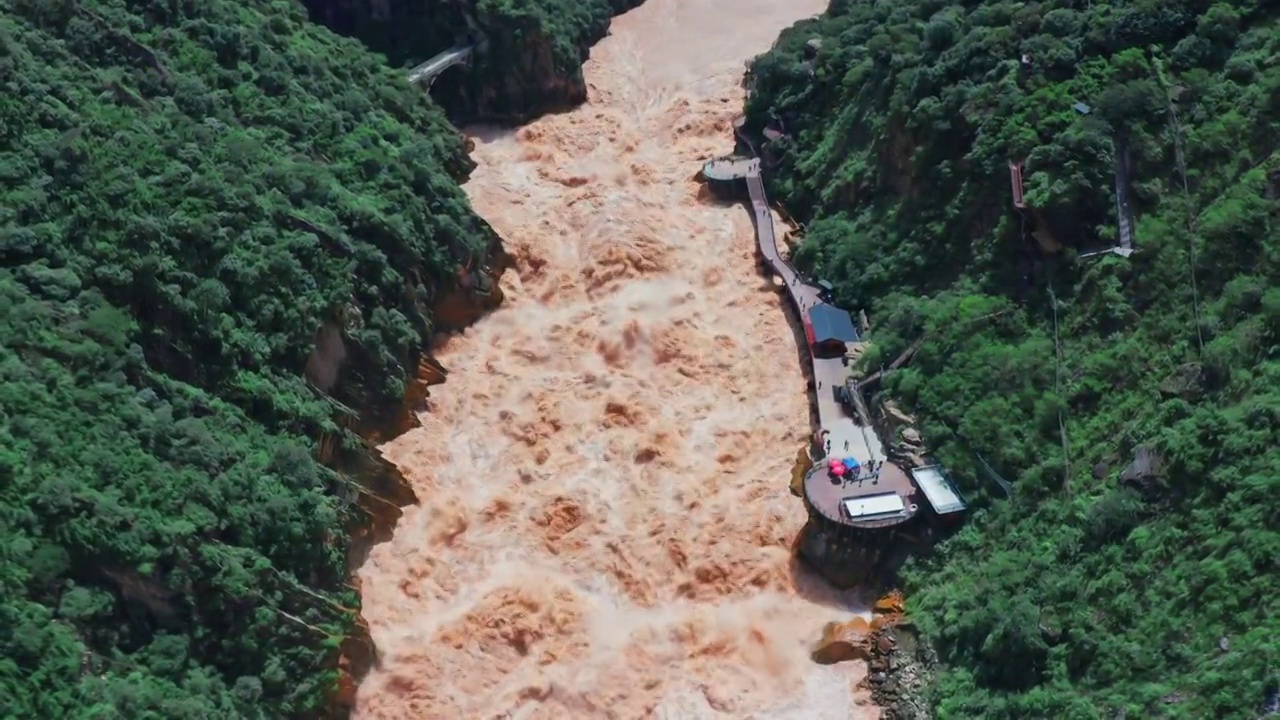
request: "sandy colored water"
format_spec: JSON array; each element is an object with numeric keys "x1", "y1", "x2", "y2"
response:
[{"x1": 355, "y1": 1, "x2": 880, "y2": 717}]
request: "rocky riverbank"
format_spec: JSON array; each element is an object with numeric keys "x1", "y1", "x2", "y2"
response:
[
  {"x1": 864, "y1": 623, "x2": 938, "y2": 720},
  {"x1": 321, "y1": 239, "x2": 513, "y2": 714}
]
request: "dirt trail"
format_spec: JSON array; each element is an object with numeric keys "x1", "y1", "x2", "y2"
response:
[{"x1": 355, "y1": 1, "x2": 879, "y2": 717}]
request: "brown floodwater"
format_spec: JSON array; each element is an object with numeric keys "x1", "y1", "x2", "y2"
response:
[{"x1": 355, "y1": 1, "x2": 880, "y2": 717}]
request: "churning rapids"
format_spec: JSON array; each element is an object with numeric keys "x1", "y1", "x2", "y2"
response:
[{"x1": 355, "y1": 1, "x2": 879, "y2": 717}]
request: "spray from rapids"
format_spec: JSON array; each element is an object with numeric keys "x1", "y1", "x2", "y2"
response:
[{"x1": 355, "y1": 1, "x2": 878, "y2": 717}]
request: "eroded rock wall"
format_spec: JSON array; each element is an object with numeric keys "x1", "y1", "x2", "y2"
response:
[
  {"x1": 312, "y1": 262, "x2": 513, "y2": 715},
  {"x1": 303, "y1": 0, "x2": 648, "y2": 122}
]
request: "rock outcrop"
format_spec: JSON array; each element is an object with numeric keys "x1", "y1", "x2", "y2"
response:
[
  {"x1": 303, "y1": 0, "x2": 648, "y2": 123},
  {"x1": 305, "y1": 229, "x2": 512, "y2": 717},
  {"x1": 812, "y1": 615, "x2": 875, "y2": 664},
  {"x1": 806, "y1": 591, "x2": 937, "y2": 720},
  {"x1": 863, "y1": 622, "x2": 937, "y2": 720},
  {"x1": 432, "y1": 261, "x2": 508, "y2": 330},
  {"x1": 811, "y1": 591, "x2": 907, "y2": 665},
  {"x1": 447, "y1": 0, "x2": 648, "y2": 122}
]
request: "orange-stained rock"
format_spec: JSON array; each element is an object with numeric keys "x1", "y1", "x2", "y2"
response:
[
  {"x1": 790, "y1": 444, "x2": 812, "y2": 496},
  {"x1": 811, "y1": 616, "x2": 873, "y2": 665},
  {"x1": 332, "y1": 663, "x2": 359, "y2": 711},
  {"x1": 375, "y1": 355, "x2": 453, "y2": 441},
  {"x1": 329, "y1": 616, "x2": 375, "y2": 716},
  {"x1": 433, "y1": 267, "x2": 507, "y2": 330},
  {"x1": 874, "y1": 590, "x2": 905, "y2": 615}
]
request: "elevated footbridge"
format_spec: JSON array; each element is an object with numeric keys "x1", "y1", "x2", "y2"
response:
[{"x1": 407, "y1": 44, "x2": 473, "y2": 88}]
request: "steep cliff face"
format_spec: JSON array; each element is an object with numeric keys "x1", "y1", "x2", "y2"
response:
[
  {"x1": 309, "y1": 233, "x2": 512, "y2": 716},
  {"x1": 327, "y1": 441, "x2": 418, "y2": 716},
  {"x1": 310, "y1": 281, "x2": 509, "y2": 716},
  {"x1": 303, "y1": 0, "x2": 646, "y2": 122},
  {"x1": 450, "y1": 0, "x2": 648, "y2": 121}
]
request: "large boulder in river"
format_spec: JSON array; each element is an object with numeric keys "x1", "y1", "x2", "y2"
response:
[{"x1": 812, "y1": 616, "x2": 874, "y2": 664}]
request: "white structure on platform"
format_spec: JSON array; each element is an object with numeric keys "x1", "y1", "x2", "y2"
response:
[{"x1": 841, "y1": 493, "x2": 907, "y2": 522}]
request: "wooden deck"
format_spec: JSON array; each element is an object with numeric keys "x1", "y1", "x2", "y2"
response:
[
  {"x1": 702, "y1": 157, "x2": 759, "y2": 181},
  {"x1": 802, "y1": 461, "x2": 919, "y2": 529}
]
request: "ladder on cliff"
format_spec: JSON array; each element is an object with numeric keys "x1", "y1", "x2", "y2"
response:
[
  {"x1": 1083, "y1": 135, "x2": 1137, "y2": 259},
  {"x1": 1110, "y1": 133, "x2": 1136, "y2": 257}
]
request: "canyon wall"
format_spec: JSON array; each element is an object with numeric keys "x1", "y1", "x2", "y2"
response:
[{"x1": 303, "y1": 0, "x2": 647, "y2": 122}]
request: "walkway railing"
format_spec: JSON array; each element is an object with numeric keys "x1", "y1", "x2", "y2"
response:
[
  {"x1": 733, "y1": 121, "x2": 814, "y2": 320},
  {"x1": 407, "y1": 45, "x2": 473, "y2": 87}
]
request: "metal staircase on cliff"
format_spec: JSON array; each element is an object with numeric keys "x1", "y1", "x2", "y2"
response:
[{"x1": 1082, "y1": 134, "x2": 1137, "y2": 259}]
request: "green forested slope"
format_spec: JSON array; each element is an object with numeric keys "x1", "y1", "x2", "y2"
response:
[
  {"x1": 0, "y1": 0, "x2": 503, "y2": 716},
  {"x1": 1, "y1": 279, "x2": 345, "y2": 717},
  {"x1": 747, "y1": 1, "x2": 1279, "y2": 717}
]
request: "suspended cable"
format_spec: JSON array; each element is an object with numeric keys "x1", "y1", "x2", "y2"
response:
[
  {"x1": 1154, "y1": 57, "x2": 1206, "y2": 360},
  {"x1": 1049, "y1": 283, "x2": 1071, "y2": 494}
]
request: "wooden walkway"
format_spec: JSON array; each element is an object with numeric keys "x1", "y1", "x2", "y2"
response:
[
  {"x1": 725, "y1": 118, "x2": 915, "y2": 529},
  {"x1": 748, "y1": 171, "x2": 820, "y2": 310},
  {"x1": 719, "y1": 129, "x2": 821, "y2": 316}
]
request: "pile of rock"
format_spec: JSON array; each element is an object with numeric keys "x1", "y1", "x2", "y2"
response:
[
  {"x1": 807, "y1": 591, "x2": 937, "y2": 717},
  {"x1": 880, "y1": 400, "x2": 927, "y2": 467},
  {"x1": 810, "y1": 591, "x2": 905, "y2": 666},
  {"x1": 864, "y1": 622, "x2": 937, "y2": 720}
]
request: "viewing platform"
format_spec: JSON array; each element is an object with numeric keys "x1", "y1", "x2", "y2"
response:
[
  {"x1": 700, "y1": 157, "x2": 759, "y2": 198},
  {"x1": 702, "y1": 157, "x2": 759, "y2": 180},
  {"x1": 803, "y1": 460, "x2": 919, "y2": 530}
]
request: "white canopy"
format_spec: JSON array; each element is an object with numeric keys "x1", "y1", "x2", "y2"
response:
[{"x1": 842, "y1": 493, "x2": 906, "y2": 520}]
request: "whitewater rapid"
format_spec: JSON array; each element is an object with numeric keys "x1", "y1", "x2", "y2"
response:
[{"x1": 355, "y1": 1, "x2": 879, "y2": 717}]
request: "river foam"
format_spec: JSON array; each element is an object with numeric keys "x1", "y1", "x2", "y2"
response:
[{"x1": 355, "y1": 1, "x2": 879, "y2": 717}]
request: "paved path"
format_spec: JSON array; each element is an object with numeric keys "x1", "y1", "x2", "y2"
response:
[
  {"x1": 727, "y1": 120, "x2": 885, "y2": 468},
  {"x1": 407, "y1": 45, "x2": 473, "y2": 87}
]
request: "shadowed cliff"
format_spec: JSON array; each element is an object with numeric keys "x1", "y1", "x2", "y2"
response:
[{"x1": 303, "y1": 0, "x2": 646, "y2": 122}]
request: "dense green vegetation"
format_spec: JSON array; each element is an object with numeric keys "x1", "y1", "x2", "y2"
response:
[
  {"x1": 748, "y1": 0, "x2": 1278, "y2": 717},
  {"x1": 0, "y1": 0, "x2": 519, "y2": 716}
]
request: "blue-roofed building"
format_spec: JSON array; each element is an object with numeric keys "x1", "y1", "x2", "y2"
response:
[{"x1": 803, "y1": 303, "x2": 859, "y2": 357}]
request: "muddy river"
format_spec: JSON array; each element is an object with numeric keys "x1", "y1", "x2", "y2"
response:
[{"x1": 355, "y1": 1, "x2": 878, "y2": 717}]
